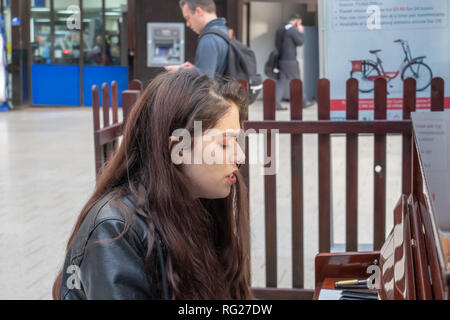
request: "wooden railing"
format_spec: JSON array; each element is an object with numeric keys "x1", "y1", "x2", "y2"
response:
[
  {"x1": 92, "y1": 80, "x2": 142, "y2": 179},
  {"x1": 242, "y1": 77, "x2": 446, "y2": 299}
]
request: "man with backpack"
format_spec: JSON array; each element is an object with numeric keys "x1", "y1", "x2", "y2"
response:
[
  {"x1": 166, "y1": 0, "x2": 228, "y2": 79},
  {"x1": 274, "y1": 13, "x2": 304, "y2": 110},
  {"x1": 167, "y1": 0, "x2": 262, "y2": 103}
]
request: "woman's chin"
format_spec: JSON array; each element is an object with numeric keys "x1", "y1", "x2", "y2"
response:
[{"x1": 201, "y1": 187, "x2": 232, "y2": 199}]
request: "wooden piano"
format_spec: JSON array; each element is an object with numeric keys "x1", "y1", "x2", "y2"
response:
[{"x1": 314, "y1": 114, "x2": 450, "y2": 300}]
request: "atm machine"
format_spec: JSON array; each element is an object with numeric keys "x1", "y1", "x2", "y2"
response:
[{"x1": 147, "y1": 23, "x2": 185, "y2": 67}]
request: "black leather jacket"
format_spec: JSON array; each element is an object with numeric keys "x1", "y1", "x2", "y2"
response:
[{"x1": 60, "y1": 193, "x2": 170, "y2": 300}]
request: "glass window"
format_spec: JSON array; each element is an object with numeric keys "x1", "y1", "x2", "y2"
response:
[
  {"x1": 30, "y1": 0, "x2": 51, "y2": 64},
  {"x1": 105, "y1": 0, "x2": 127, "y2": 66},
  {"x1": 53, "y1": 0, "x2": 80, "y2": 65},
  {"x1": 28, "y1": 0, "x2": 128, "y2": 66},
  {"x1": 2, "y1": 0, "x2": 12, "y2": 104},
  {"x1": 83, "y1": 0, "x2": 103, "y2": 65},
  {"x1": 3, "y1": 0, "x2": 11, "y2": 65}
]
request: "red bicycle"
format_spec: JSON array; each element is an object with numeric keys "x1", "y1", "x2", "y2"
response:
[{"x1": 350, "y1": 39, "x2": 433, "y2": 93}]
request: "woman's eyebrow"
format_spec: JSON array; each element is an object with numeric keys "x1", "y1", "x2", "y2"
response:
[
  {"x1": 208, "y1": 130, "x2": 241, "y2": 140},
  {"x1": 221, "y1": 130, "x2": 240, "y2": 137}
]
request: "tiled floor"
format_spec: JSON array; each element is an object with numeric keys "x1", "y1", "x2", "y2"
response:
[
  {"x1": 0, "y1": 102, "x2": 403, "y2": 299},
  {"x1": 0, "y1": 107, "x2": 96, "y2": 299}
]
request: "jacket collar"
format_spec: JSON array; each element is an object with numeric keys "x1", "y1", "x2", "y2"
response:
[
  {"x1": 285, "y1": 23, "x2": 294, "y2": 30},
  {"x1": 200, "y1": 17, "x2": 227, "y2": 35}
]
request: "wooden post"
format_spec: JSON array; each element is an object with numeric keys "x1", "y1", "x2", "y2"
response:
[
  {"x1": 290, "y1": 79, "x2": 304, "y2": 288},
  {"x1": 92, "y1": 85, "x2": 102, "y2": 178},
  {"x1": 263, "y1": 79, "x2": 277, "y2": 287},
  {"x1": 402, "y1": 78, "x2": 416, "y2": 195},
  {"x1": 346, "y1": 78, "x2": 359, "y2": 251},
  {"x1": 318, "y1": 79, "x2": 331, "y2": 253},
  {"x1": 373, "y1": 78, "x2": 387, "y2": 250}
]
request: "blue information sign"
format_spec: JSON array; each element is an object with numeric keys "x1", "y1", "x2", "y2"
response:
[{"x1": 11, "y1": 17, "x2": 21, "y2": 27}]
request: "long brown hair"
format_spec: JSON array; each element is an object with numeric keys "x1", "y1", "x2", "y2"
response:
[{"x1": 52, "y1": 71, "x2": 252, "y2": 300}]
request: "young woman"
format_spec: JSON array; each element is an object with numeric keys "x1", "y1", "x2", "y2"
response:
[{"x1": 52, "y1": 71, "x2": 252, "y2": 300}]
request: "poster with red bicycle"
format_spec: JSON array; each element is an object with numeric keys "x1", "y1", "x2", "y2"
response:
[{"x1": 320, "y1": 0, "x2": 450, "y2": 120}]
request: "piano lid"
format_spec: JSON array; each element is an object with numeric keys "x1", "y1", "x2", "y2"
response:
[{"x1": 411, "y1": 111, "x2": 450, "y2": 274}]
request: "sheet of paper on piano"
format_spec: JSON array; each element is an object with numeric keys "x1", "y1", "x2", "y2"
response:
[
  {"x1": 411, "y1": 111, "x2": 450, "y2": 234},
  {"x1": 411, "y1": 110, "x2": 450, "y2": 269},
  {"x1": 317, "y1": 289, "x2": 380, "y2": 300},
  {"x1": 317, "y1": 289, "x2": 343, "y2": 300}
]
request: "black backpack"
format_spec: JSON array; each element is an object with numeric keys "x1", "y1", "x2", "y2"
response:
[
  {"x1": 265, "y1": 25, "x2": 288, "y2": 80},
  {"x1": 201, "y1": 30, "x2": 262, "y2": 104},
  {"x1": 264, "y1": 49, "x2": 280, "y2": 80}
]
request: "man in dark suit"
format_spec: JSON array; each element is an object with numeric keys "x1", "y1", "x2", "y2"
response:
[{"x1": 275, "y1": 13, "x2": 304, "y2": 110}]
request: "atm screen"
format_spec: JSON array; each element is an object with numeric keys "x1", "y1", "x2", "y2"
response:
[
  {"x1": 147, "y1": 23, "x2": 184, "y2": 67},
  {"x1": 155, "y1": 45, "x2": 172, "y2": 56}
]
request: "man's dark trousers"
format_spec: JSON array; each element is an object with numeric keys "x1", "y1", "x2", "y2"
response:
[{"x1": 276, "y1": 60, "x2": 300, "y2": 108}]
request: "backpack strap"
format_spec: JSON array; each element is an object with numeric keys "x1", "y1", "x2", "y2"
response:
[{"x1": 200, "y1": 30, "x2": 231, "y2": 43}]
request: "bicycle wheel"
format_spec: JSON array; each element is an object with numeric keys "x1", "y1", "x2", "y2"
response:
[
  {"x1": 401, "y1": 61, "x2": 433, "y2": 91},
  {"x1": 351, "y1": 62, "x2": 380, "y2": 93}
]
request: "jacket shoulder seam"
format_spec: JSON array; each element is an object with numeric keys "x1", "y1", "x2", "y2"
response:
[
  {"x1": 87, "y1": 217, "x2": 145, "y2": 248},
  {"x1": 70, "y1": 217, "x2": 145, "y2": 266}
]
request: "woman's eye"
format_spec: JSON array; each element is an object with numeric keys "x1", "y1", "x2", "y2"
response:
[
  {"x1": 219, "y1": 136, "x2": 237, "y2": 149},
  {"x1": 220, "y1": 138, "x2": 229, "y2": 148}
]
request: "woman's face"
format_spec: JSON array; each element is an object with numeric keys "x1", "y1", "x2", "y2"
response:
[{"x1": 181, "y1": 103, "x2": 245, "y2": 199}]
